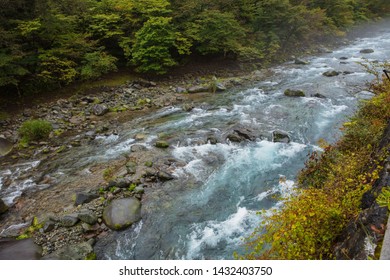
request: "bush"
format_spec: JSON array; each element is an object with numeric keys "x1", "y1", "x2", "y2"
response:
[{"x1": 18, "y1": 119, "x2": 52, "y2": 143}]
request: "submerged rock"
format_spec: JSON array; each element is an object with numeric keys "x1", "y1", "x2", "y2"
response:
[
  {"x1": 0, "y1": 238, "x2": 42, "y2": 260},
  {"x1": 102, "y1": 198, "x2": 141, "y2": 230},
  {"x1": 311, "y1": 93, "x2": 327, "y2": 99},
  {"x1": 284, "y1": 89, "x2": 305, "y2": 97}
]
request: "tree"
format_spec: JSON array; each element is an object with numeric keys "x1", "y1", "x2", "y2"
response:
[
  {"x1": 185, "y1": 10, "x2": 246, "y2": 56},
  {"x1": 80, "y1": 50, "x2": 118, "y2": 80},
  {"x1": 131, "y1": 17, "x2": 177, "y2": 74}
]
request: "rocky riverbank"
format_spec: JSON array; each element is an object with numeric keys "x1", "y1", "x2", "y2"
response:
[{"x1": 0, "y1": 65, "x2": 279, "y2": 259}]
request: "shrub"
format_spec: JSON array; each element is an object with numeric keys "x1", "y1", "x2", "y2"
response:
[{"x1": 18, "y1": 119, "x2": 52, "y2": 143}]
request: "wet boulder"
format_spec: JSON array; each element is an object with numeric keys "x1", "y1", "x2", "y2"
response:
[
  {"x1": 322, "y1": 70, "x2": 340, "y2": 77},
  {"x1": 360, "y1": 48, "x2": 374, "y2": 54},
  {"x1": 102, "y1": 198, "x2": 141, "y2": 230},
  {"x1": 294, "y1": 58, "x2": 309, "y2": 65},
  {"x1": 311, "y1": 93, "x2": 327, "y2": 99},
  {"x1": 0, "y1": 238, "x2": 42, "y2": 260},
  {"x1": 284, "y1": 89, "x2": 305, "y2": 97},
  {"x1": 182, "y1": 103, "x2": 194, "y2": 112},
  {"x1": 272, "y1": 130, "x2": 291, "y2": 143},
  {"x1": 0, "y1": 198, "x2": 8, "y2": 214},
  {"x1": 155, "y1": 140, "x2": 170, "y2": 148},
  {"x1": 226, "y1": 126, "x2": 257, "y2": 143}
]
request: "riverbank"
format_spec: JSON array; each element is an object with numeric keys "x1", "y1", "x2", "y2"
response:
[{"x1": 1, "y1": 18, "x2": 390, "y2": 260}]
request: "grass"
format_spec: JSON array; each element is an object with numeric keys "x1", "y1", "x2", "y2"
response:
[{"x1": 18, "y1": 119, "x2": 53, "y2": 144}]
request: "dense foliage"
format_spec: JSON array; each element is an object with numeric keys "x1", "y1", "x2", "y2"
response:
[
  {"x1": 1, "y1": 0, "x2": 389, "y2": 94},
  {"x1": 241, "y1": 65, "x2": 390, "y2": 259}
]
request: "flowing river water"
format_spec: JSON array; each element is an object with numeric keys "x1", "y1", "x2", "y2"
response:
[{"x1": 1, "y1": 21, "x2": 390, "y2": 259}]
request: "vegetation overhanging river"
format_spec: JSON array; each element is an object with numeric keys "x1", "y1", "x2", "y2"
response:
[{"x1": 1, "y1": 20, "x2": 390, "y2": 260}]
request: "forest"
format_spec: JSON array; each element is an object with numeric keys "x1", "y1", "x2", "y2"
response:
[{"x1": 0, "y1": 0, "x2": 389, "y2": 95}]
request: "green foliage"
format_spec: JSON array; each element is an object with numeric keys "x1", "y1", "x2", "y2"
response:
[
  {"x1": 103, "y1": 167, "x2": 114, "y2": 182},
  {"x1": 377, "y1": 187, "x2": 390, "y2": 209},
  {"x1": 131, "y1": 17, "x2": 177, "y2": 74},
  {"x1": 80, "y1": 51, "x2": 118, "y2": 80},
  {"x1": 16, "y1": 217, "x2": 43, "y2": 240},
  {"x1": 186, "y1": 10, "x2": 246, "y2": 56},
  {"x1": 242, "y1": 78, "x2": 390, "y2": 260},
  {"x1": 0, "y1": 0, "x2": 389, "y2": 93},
  {"x1": 128, "y1": 183, "x2": 137, "y2": 192},
  {"x1": 18, "y1": 119, "x2": 53, "y2": 143}
]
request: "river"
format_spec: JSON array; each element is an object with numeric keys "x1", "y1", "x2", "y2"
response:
[{"x1": 1, "y1": 20, "x2": 390, "y2": 260}]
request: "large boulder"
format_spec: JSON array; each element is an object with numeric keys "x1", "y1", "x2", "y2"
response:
[
  {"x1": 284, "y1": 89, "x2": 305, "y2": 97},
  {"x1": 0, "y1": 238, "x2": 42, "y2": 260},
  {"x1": 0, "y1": 137, "x2": 13, "y2": 157},
  {"x1": 272, "y1": 130, "x2": 291, "y2": 143},
  {"x1": 92, "y1": 104, "x2": 109, "y2": 116},
  {"x1": 102, "y1": 198, "x2": 141, "y2": 230},
  {"x1": 42, "y1": 242, "x2": 94, "y2": 260},
  {"x1": 0, "y1": 198, "x2": 8, "y2": 214}
]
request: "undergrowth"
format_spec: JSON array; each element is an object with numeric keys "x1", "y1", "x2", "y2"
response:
[{"x1": 241, "y1": 66, "x2": 390, "y2": 260}]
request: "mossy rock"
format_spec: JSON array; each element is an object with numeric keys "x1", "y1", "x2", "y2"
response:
[
  {"x1": 284, "y1": 89, "x2": 305, "y2": 97},
  {"x1": 155, "y1": 140, "x2": 169, "y2": 148}
]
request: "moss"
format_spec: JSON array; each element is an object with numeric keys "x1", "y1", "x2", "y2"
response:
[
  {"x1": 128, "y1": 183, "x2": 137, "y2": 192},
  {"x1": 103, "y1": 167, "x2": 114, "y2": 182},
  {"x1": 144, "y1": 161, "x2": 153, "y2": 167},
  {"x1": 16, "y1": 217, "x2": 44, "y2": 240},
  {"x1": 56, "y1": 145, "x2": 66, "y2": 153},
  {"x1": 84, "y1": 252, "x2": 97, "y2": 260}
]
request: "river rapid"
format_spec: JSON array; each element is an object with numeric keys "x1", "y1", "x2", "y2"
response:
[{"x1": 1, "y1": 20, "x2": 390, "y2": 260}]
